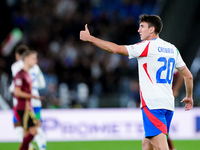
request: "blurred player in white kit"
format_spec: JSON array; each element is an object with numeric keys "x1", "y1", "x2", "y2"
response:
[{"x1": 9, "y1": 45, "x2": 47, "y2": 150}]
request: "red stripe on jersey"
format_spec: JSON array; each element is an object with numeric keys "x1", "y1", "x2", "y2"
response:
[
  {"x1": 143, "y1": 63, "x2": 153, "y2": 84},
  {"x1": 140, "y1": 87, "x2": 146, "y2": 107},
  {"x1": 143, "y1": 106, "x2": 168, "y2": 135},
  {"x1": 139, "y1": 42, "x2": 150, "y2": 57}
]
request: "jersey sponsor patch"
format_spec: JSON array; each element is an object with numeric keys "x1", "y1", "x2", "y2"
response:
[{"x1": 15, "y1": 78, "x2": 22, "y2": 86}]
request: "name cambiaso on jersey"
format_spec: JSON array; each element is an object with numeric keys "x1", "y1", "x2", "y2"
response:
[{"x1": 126, "y1": 38, "x2": 185, "y2": 111}]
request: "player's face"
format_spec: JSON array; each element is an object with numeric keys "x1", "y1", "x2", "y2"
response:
[
  {"x1": 27, "y1": 53, "x2": 37, "y2": 67},
  {"x1": 138, "y1": 22, "x2": 152, "y2": 41}
]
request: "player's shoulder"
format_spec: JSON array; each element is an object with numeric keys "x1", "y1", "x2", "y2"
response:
[
  {"x1": 11, "y1": 60, "x2": 24, "y2": 69},
  {"x1": 15, "y1": 69, "x2": 24, "y2": 78},
  {"x1": 13, "y1": 60, "x2": 23, "y2": 66},
  {"x1": 30, "y1": 64, "x2": 40, "y2": 73},
  {"x1": 18, "y1": 69, "x2": 25, "y2": 74},
  {"x1": 33, "y1": 64, "x2": 40, "y2": 69},
  {"x1": 135, "y1": 40, "x2": 149, "y2": 45},
  {"x1": 158, "y1": 38, "x2": 176, "y2": 48}
]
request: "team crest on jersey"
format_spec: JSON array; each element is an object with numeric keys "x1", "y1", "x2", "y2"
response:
[{"x1": 16, "y1": 78, "x2": 22, "y2": 86}]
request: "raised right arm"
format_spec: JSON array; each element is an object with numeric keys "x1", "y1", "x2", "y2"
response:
[{"x1": 80, "y1": 24, "x2": 128, "y2": 56}]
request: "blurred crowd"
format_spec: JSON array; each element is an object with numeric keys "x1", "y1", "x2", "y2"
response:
[{"x1": 0, "y1": 0, "x2": 159, "y2": 109}]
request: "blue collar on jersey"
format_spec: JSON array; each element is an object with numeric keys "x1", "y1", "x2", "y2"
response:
[{"x1": 151, "y1": 38, "x2": 157, "y2": 41}]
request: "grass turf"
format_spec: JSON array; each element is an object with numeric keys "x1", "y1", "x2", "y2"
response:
[{"x1": 0, "y1": 140, "x2": 200, "y2": 150}]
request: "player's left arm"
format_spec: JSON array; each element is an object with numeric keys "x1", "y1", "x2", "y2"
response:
[
  {"x1": 173, "y1": 72, "x2": 184, "y2": 97},
  {"x1": 14, "y1": 86, "x2": 39, "y2": 99},
  {"x1": 177, "y1": 65, "x2": 193, "y2": 110}
]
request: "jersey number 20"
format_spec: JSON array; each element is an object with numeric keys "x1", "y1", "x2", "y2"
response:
[{"x1": 156, "y1": 57, "x2": 175, "y2": 84}]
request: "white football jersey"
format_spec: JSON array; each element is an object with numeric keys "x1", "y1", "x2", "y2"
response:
[
  {"x1": 10, "y1": 60, "x2": 46, "y2": 107},
  {"x1": 126, "y1": 38, "x2": 185, "y2": 110}
]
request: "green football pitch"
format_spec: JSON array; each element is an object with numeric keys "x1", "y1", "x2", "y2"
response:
[{"x1": 0, "y1": 140, "x2": 200, "y2": 150}]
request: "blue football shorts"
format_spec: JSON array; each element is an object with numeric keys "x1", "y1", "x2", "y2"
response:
[
  {"x1": 33, "y1": 107, "x2": 42, "y2": 120},
  {"x1": 141, "y1": 106, "x2": 174, "y2": 138}
]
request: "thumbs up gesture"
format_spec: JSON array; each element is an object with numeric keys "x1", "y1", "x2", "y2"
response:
[{"x1": 80, "y1": 24, "x2": 91, "y2": 42}]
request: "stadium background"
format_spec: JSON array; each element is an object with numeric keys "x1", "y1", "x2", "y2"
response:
[{"x1": 0, "y1": 0, "x2": 200, "y2": 149}]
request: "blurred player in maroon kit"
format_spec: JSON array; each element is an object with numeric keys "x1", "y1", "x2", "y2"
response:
[{"x1": 14, "y1": 50, "x2": 41, "y2": 150}]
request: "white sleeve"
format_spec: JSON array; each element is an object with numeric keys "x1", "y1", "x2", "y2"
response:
[
  {"x1": 175, "y1": 50, "x2": 186, "y2": 68},
  {"x1": 9, "y1": 81, "x2": 15, "y2": 93},
  {"x1": 125, "y1": 40, "x2": 150, "y2": 59},
  {"x1": 36, "y1": 66, "x2": 46, "y2": 90},
  {"x1": 10, "y1": 60, "x2": 24, "y2": 93},
  {"x1": 11, "y1": 60, "x2": 24, "y2": 77},
  {"x1": 11, "y1": 64, "x2": 18, "y2": 77}
]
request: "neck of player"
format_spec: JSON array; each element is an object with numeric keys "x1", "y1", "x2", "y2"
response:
[{"x1": 23, "y1": 64, "x2": 30, "y2": 72}]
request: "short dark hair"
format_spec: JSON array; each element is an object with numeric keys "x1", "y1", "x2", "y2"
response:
[
  {"x1": 15, "y1": 45, "x2": 29, "y2": 56},
  {"x1": 22, "y1": 50, "x2": 37, "y2": 60},
  {"x1": 139, "y1": 14, "x2": 163, "y2": 34}
]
